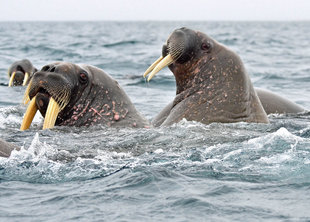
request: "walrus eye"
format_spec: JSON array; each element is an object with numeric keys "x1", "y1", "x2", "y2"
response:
[
  {"x1": 201, "y1": 42, "x2": 212, "y2": 51},
  {"x1": 79, "y1": 72, "x2": 88, "y2": 84}
]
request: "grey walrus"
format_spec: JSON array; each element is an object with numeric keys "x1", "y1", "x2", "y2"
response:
[{"x1": 143, "y1": 27, "x2": 304, "y2": 126}]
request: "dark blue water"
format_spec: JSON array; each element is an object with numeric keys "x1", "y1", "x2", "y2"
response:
[{"x1": 0, "y1": 21, "x2": 310, "y2": 221}]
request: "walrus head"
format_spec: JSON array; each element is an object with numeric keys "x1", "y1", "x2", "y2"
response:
[
  {"x1": 21, "y1": 62, "x2": 83, "y2": 130},
  {"x1": 144, "y1": 27, "x2": 269, "y2": 124},
  {"x1": 8, "y1": 59, "x2": 37, "y2": 87},
  {"x1": 144, "y1": 27, "x2": 228, "y2": 93},
  {"x1": 21, "y1": 62, "x2": 149, "y2": 130}
]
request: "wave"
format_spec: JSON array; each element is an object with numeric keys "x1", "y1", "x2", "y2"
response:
[
  {"x1": 0, "y1": 118, "x2": 309, "y2": 184},
  {"x1": 102, "y1": 40, "x2": 141, "y2": 48}
]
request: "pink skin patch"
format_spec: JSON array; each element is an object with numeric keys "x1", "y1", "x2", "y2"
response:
[
  {"x1": 90, "y1": 108, "x2": 103, "y2": 117},
  {"x1": 114, "y1": 113, "x2": 120, "y2": 121}
]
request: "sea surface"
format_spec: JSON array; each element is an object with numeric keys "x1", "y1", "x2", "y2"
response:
[{"x1": 0, "y1": 21, "x2": 309, "y2": 221}]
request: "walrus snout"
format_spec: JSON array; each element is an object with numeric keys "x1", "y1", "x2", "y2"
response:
[
  {"x1": 25, "y1": 70, "x2": 72, "y2": 112},
  {"x1": 13, "y1": 71, "x2": 25, "y2": 84},
  {"x1": 166, "y1": 28, "x2": 199, "y2": 64},
  {"x1": 144, "y1": 28, "x2": 190, "y2": 81},
  {"x1": 41, "y1": 64, "x2": 57, "y2": 72},
  {"x1": 21, "y1": 67, "x2": 73, "y2": 130},
  {"x1": 162, "y1": 44, "x2": 168, "y2": 57},
  {"x1": 166, "y1": 29, "x2": 186, "y2": 61},
  {"x1": 144, "y1": 27, "x2": 200, "y2": 81}
]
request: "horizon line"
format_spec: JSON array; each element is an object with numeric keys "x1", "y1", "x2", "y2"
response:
[{"x1": 0, "y1": 19, "x2": 309, "y2": 23}]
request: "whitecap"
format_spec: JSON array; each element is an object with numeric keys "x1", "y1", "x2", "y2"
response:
[
  {"x1": 0, "y1": 105, "x2": 43, "y2": 129},
  {"x1": 0, "y1": 106, "x2": 22, "y2": 129},
  {"x1": 247, "y1": 127, "x2": 303, "y2": 151},
  {"x1": 9, "y1": 133, "x2": 57, "y2": 161}
]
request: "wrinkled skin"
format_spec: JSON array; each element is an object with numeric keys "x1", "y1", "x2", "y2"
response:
[
  {"x1": 148, "y1": 27, "x2": 304, "y2": 127},
  {"x1": 7, "y1": 59, "x2": 37, "y2": 86},
  {"x1": 25, "y1": 62, "x2": 150, "y2": 128},
  {"x1": 151, "y1": 27, "x2": 269, "y2": 126}
]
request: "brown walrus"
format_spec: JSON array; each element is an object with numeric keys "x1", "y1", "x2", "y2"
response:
[
  {"x1": 20, "y1": 62, "x2": 150, "y2": 130},
  {"x1": 8, "y1": 59, "x2": 37, "y2": 87},
  {"x1": 0, "y1": 139, "x2": 20, "y2": 158},
  {"x1": 144, "y1": 27, "x2": 304, "y2": 126}
]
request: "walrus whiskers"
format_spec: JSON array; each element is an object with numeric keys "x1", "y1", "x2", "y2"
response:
[
  {"x1": 51, "y1": 88, "x2": 70, "y2": 111},
  {"x1": 168, "y1": 42, "x2": 185, "y2": 60}
]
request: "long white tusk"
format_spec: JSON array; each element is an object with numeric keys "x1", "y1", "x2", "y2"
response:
[
  {"x1": 8, "y1": 72, "x2": 16, "y2": 87},
  {"x1": 20, "y1": 96, "x2": 38, "y2": 131},
  {"x1": 22, "y1": 72, "x2": 30, "y2": 86},
  {"x1": 147, "y1": 54, "x2": 174, "y2": 81},
  {"x1": 143, "y1": 56, "x2": 163, "y2": 78},
  {"x1": 43, "y1": 97, "x2": 61, "y2": 130}
]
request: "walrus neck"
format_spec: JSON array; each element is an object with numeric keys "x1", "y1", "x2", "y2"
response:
[
  {"x1": 60, "y1": 84, "x2": 149, "y2": 127},
  {"x1": 59, "y1": 85, "x2": 126, "y2": 127},
  {"x1": 172, "y1": 59, "x2": 203, "y2": 95},
  {"x1": 172, "y1": 54, "x2": 269, "y2": 124},
  {"x1": 172, "y1": 56, "x2": 216, "y2": 107}
]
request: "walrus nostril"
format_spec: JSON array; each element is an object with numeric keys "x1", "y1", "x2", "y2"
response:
[
  {"x1": 42, "y1": 65, "x2": 50, "y2": 72},
  {"x1": 175, "y1": 29, "x2": 184, "y2": 35},
  {"x1": 38, "y1": 87, "x2": 48, "y2": 94},
  {"x1": 50, "y1": 67, "x2": 56, "y2": 72},
  {"x1": 41, "y1": 65, "x2": 56, "y2": 72}
]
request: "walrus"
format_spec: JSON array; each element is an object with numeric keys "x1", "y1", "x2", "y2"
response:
[
  {"x1": 0, "y1": 138, "x2": 20, "y2": 158},
  {"x1": 255, "y1": 88, "x2": 304, "y2": 114},
  {"x1": 8, "y1": 59, "x2": 37, "y2": 87},
  {"x1": 143, "y1": 27, "x2": 304, "y2": 126},
  {"x1": 20, "y1": 62, "x2": 150, "y2": 130}
]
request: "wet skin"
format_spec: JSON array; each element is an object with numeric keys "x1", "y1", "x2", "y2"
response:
[
  {"x1": 21, "y1": 62, "x2": 150, "y2": 130},
  {"x1": 0, "y1": 139, "x2": 20, "y2": 158},
  {"x1": 8, "y1": 59, "x2": 37, "y2": 86},
  {"x1": 144, "y1": 27, "x2": 304, "y2": 126}
]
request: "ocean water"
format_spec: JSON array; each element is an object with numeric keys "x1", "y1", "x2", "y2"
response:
[{"x1": 0, "y1": 21, "x2": 310, "y2": 221}]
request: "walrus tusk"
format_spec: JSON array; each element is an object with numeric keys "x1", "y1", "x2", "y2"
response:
[
  {"x1": 20, "y1": 96, "x2": 38, "y2": 130},
  {"x1": 143, "y1": 56, "x2": 163, "y2": 78},
  {"x1": 23, "y1": 95, "x2": 30, "y2": 105},
  {"x1": 43, "y1": 97, "x2": 60, "y2": 130},
  {"x1": 8, "y1": 72, "x2": 16, "y2": 87},
  {"x1": 144, "y1": 54, "x2": 174, "y2": 81},
  {"x1": 22, "y1": 72, "x2": 29, "y2": 86}
]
